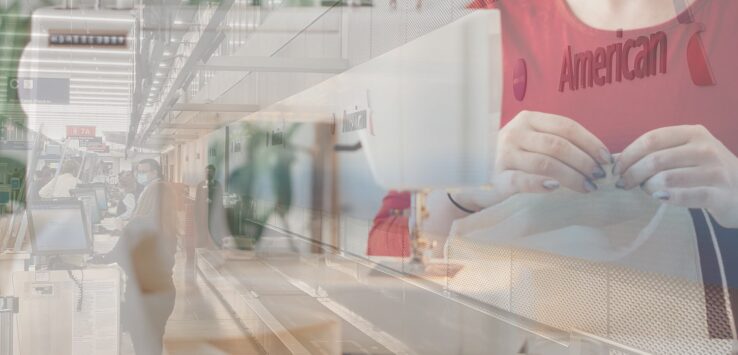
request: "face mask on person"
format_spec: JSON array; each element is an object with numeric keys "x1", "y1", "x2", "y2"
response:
[{"x1": 136, "y1": 173, "x2": 150, "y2": 186}]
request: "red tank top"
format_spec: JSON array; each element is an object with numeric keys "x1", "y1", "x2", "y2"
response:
[{"x1": 470, "y1": 0, "x2": 738, "y2": 154}]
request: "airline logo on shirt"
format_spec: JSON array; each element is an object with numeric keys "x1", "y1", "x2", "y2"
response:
[{"x1": 558, "y1": 30, "x2": 668, "y2": 92}]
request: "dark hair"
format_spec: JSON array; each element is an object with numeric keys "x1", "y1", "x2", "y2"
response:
[
  {"x1": 206, "y1": 164, "x2": 216, "y2": 171},
  {"x1": 137, "y1": 159, "x2": 162, "y2": 177}
]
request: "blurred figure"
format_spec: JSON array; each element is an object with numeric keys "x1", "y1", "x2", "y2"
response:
[
  {"x1": 30, "y1": 165, "x2": 53, "y2": 200},
  {"x1": 116, "y1": 171, "x2": 137, "y2": 221},
  {"x1": 94, "y1": 159, "x2": 177, "y2": 354},
  {"x1": 38, "y1": 160, "x2": 79, "y2": 198},
  {"x1": 195, "y1": 164, "x2": 224, "y2": 247}
]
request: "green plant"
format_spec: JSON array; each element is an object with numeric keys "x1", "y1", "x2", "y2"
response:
[{"x1": 0, "y1": 1, "x2": 55, "y2": 214}]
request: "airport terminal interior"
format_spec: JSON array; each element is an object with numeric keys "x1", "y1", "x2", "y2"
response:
[{"x1": 1, "y1": 0, "x2": 738, "y2": 354}]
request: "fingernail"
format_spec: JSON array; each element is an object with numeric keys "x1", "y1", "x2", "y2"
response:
[
  {"x1": 615, "y1": 178, "x2": 626, "y2": 189},
  {"x1": 652, "y1": 191, "x2": 671, "y2": 201},
  {"x1": 611, "y1": 161, "x2": 620, "y2": 176},
  {"x1": 584, "y1": 179, "x2": 598, "y2": 192},
  {"x1": 543, "y1": 180, "x2": 560, "y2": 190},
  {"x1": 599, "y1": 148, "x2": 614, "y2": 164},
  {"x1": 592, "y1": 165, "x2": 607, "y2": 180}
]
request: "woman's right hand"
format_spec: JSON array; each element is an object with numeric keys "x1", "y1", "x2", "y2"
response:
[{"x1": 451, "y1": 111, "x2": 612, "y2": 210}]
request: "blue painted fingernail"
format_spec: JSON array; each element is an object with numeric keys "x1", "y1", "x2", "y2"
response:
[
  {"x1": 592, "y1": 166, "x2": 607, "y2": 180},
  {"x1": 543, "y1": 180, "x2": 560, "y2": 190},
  {"x1": 615, "y1": 179, "x2": 626, "y2": 189},
  {"x1": 584, "y1": 179, "x2": 598, "y2": 192},
  {"x1": 652, "y1": 191, "x2": 671, "y2": 201},
  {"x1": 599, "y1": 148, "x2": 613, "y2": 164}
]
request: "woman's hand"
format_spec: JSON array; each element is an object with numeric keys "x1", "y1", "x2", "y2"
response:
[
  {"x1": 451, "y1": 111, "x2": 612, "y2": 210},
  {"x1": 615, "y1": 125, "x2": 738, "y2": 228}
]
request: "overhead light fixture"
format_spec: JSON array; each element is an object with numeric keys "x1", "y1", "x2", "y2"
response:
[
  {"x1": 72, "y1": 91, "x2": 131, "y2": 96},
  {"x1": 71, "y1": 84, "x2": 131, "y2": 90},
  {"x1": 11, "y1": 47, "x2": 132, "y2": 56},
  {"x1": 0, "y1": 58, "x2": 134, "y2": 67},
  {"x1": 72, "y1": 96, "x2": 129, "y2": 101},
  {"x1": 67, "y1": 99, "x2": 130, "y2": 104},
  {"x1": 32, "y1": 14, "x2": 135, "y2": 23},
  {"x1": 13, "y1": 68, "x2": 132, "y2": 76},
  {"x1": 72, "y1": 78, "x2": 133, "y2": 84}
]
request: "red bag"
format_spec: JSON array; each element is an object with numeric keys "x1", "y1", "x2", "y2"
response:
[{"x1": 367, "y1": 191, "x2": 411, "y2": 257}]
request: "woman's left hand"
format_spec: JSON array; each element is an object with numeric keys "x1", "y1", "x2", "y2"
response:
[{"x1": 615, "y1": 125, "x2": 738, "y2": 228}]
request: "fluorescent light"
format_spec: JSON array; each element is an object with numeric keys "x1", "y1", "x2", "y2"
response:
[
  {"x1": 32, "y1": 14, "x2": 135, "y2": 23},
  {"x1": 13, "y1": 69, "x2": 132, "y2": 76},
  {"x1": 70, "y1": 100, "x2": 129, "y2": 105},
  {"x1": 71, "y1": 84, "x2": 130, "y2": 90},
  {"x1": 72, "y1": 96, "x2": 129, "y2": 101},
  {"x1": 1, "y1": 58, "x2": 133, "y2": 67},
  {"x1": 72, "y1": 91, "x2": 131, "y2": 96},
  {"x1": 71, "y1": 78, "x2": 132, "y2": 84},
  {"x1": 8, "y1": 47, "x2": 132, "y2": 56}
]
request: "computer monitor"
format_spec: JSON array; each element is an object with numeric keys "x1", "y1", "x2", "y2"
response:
[
  {"x1": 70, "y1": 188, "x2": 101, "y2": 224},
  {"x1": 93, "y1": 186, "x2": 107, "y2": 211},
  {"x1": 0, "y1": 186, "x2": 10, "y2": 204},
  {"x1": 77, "y1": 195, "x2": 97, "y2": 232},
  {"x1": 27, "y1": 200, "x2": 91, "y2": 256}
]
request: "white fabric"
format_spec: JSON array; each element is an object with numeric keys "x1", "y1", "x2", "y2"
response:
[
  {"x1": 119, "y1": 193, "x2": 136, "y2": 220},
  {"x1": 38, "y1": 173, "x2": 79, "y2": 198},
  {"x1": 449, "y1": 168, "x2": 703, "y2": 281}
]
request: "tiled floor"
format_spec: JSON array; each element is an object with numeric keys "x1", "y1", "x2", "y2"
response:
[{"x1": 159, "y1": 254, "x2": 264, "y2": 355}]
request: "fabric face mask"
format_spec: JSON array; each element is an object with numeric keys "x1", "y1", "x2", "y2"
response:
[{"x1": 136, "y1": 173, "x2": 149, "y2": 186}]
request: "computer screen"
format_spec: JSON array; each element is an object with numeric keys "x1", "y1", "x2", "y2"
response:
[
  {"x1": 77, "y1": 195, "x2": 99, "y2": 227},
  {"x1": 93, "y1": 186, "x2": 107, "y2": 211},
  {"x1": 70, "y1": 189, "x2": 100, "y2": 224},
  {"x1": 78, "y1": 183, "x2": 107, "y2": 211},
  {"x1": 27, "y1": 200, "x2": 91, "y2": 256},
  {"x1": 0, "y1": 189, "x2": 10, "y2": 204}
]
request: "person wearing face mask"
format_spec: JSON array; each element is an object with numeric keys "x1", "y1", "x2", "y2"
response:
[{"x1": 92, "y1": 158, "x2": 177, "y2": 354}]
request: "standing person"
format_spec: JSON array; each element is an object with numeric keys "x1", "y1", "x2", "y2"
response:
[
  {"x1": 116, "y1": 171, "x2": 137, "y2": 221},
  {"x1": 195, "y1": 165, "x2": 224, "y2": 247},
  {"x1": 94, "y1": 159, "x2": 177, "y2": 354},
  {"x1": 30, "y1": 165, "x2": 53, "y2": 200},
  {"x1": 38, "y1": 160, "x2": 80, "y2": 198}
]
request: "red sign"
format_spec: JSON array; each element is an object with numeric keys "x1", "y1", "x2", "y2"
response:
[{"x1": 66, "y1": 125, "x2": 96, "y2": 138}]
